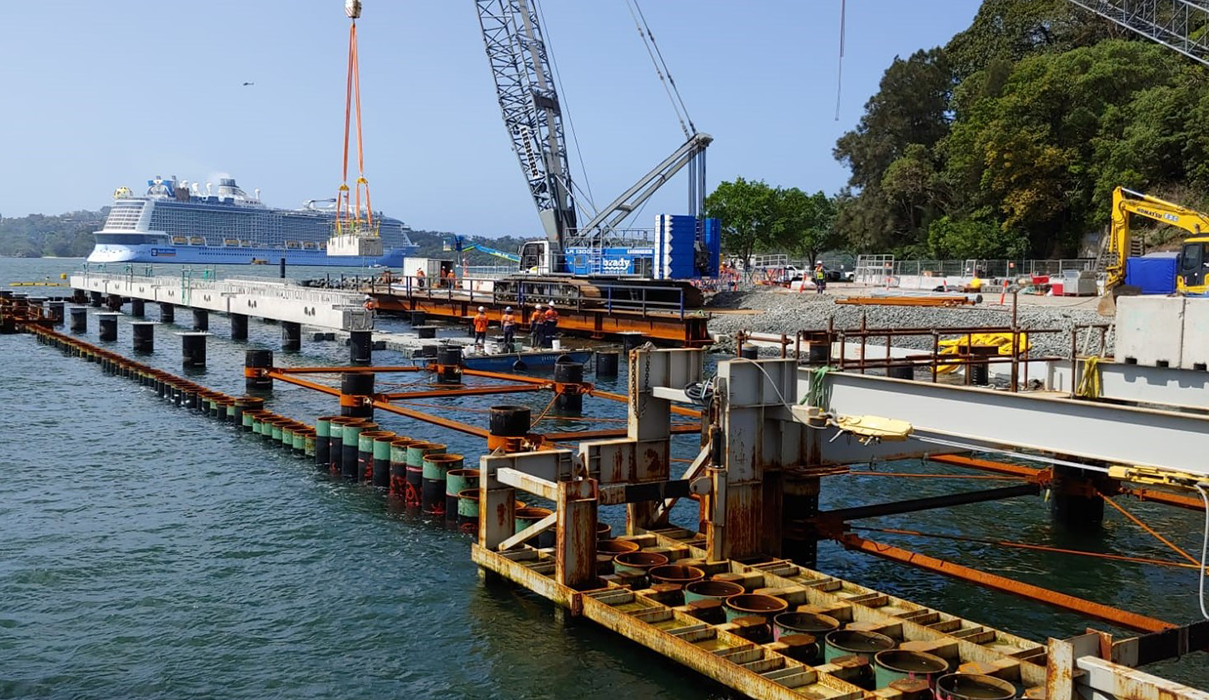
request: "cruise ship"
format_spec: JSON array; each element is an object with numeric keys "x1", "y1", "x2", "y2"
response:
[{"x1": 87, "y1": 176, "x2": 417, "y2": 267}]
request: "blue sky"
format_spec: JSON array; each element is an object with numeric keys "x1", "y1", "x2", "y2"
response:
[{"x1": 0, "y1": 1, "x2": 979, "y2": 236}]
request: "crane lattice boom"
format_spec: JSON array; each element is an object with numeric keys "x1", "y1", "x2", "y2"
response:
[
  {"x1": 1066, "y1": 0, "x2": 1209, "y2": 67},
  {"x1": 475, "y1": 0, "x2": 577, "y2": 264}
]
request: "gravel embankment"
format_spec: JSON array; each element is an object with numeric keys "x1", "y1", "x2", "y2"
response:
[{"x1": 705, "y1": 290, "x2": 1112, "y2": 359}]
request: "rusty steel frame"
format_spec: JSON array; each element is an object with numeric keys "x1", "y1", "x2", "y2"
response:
[
  {"x1": 379, "y1": 384, "x2": 544, "y2": 400},
  {"x1": 270, "y1": 365, "x2": 423, "y2": 374},
  {"x1": 544, "y1": 423, "x2": 701, "y2": 442},
  {"x1": 264, "y1": 363, "x2": 699, "y2": 445},
  {"x1": 637, "y1": 528, "x2": 1052, "y2": 687},
  {"x1": 372, "y1": 293, "x2": 712, "y2": 346},
  {"x1": 930, "y1": 455, "x2": 1206, "y2": 511},
  {"x1": 267, "y1": 370, "x2": 492, "y2": 438},
  {"x1": 816, "y1": 483, "x2": 1040, "y2": 527},
  {"x1": 928, "y1": 454, "x2": 1047, "y2": 479},
  {"x1": 838, "y1": 533, "x2": 1175, "y2": 633}
]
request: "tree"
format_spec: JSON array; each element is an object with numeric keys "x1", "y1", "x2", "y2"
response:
[
  {"x1": 834, "y1": 48, "x2": 955, "y2": 191},
  {"x1": 945, "y1": 0, "x2": 1116, "y2": 81},
  {"x1": 939, "y1": 40, "x2": 1190, "y2": 254},
  {"x1": 833, "y1": 48, "x2": 956, "y2": 252},
  {"x1": 774, "y1": 189, "x2": 839, "y2": 268},
  {"x1": 927, "y1": 211, "x2": 1028, "y2": 259},
  {"x1": 704, "y1": 177, "x2": 780, "y2": 271}
]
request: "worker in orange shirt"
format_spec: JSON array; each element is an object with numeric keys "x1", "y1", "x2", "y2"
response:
[
  {"x1": 529, "y1": 306, "x2": 544, "y2": 348},
  {"x1": 472, "y1": 306, "x2": 489, "y2": 351},
  {"x1": 542, "y1": 302, "x2": 559, "y2": 348},
  {"x1": 446, "y1": 268, "x2": 456, "y2": 289},
  {"x1": 501, "y1": 306, "x2": 516, "y2": 350},
  {"x1": 415, "y1": 267, "x2": 426, "y2": 290}
]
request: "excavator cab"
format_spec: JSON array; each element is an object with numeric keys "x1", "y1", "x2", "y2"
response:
[{"x1": 1177, "y1": 238, "x2": 1209, "y2": 294}]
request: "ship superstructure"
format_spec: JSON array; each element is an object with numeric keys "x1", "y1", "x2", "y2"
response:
[{"x1": 88, "y1": 175, "x2": 416, "y2": 266}]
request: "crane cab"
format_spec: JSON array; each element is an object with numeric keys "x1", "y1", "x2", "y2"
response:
[
  {"x1": 518, "y1": 240, "x2": 555, "y2": 275},
  {"x1": 1177, "y1": 237, "x2": 1209, "y2": 295}
]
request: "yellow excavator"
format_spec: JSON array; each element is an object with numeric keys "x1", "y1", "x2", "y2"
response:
[{"x1": 1100, "y1": 187, "x2": 1209, "y2": 312}]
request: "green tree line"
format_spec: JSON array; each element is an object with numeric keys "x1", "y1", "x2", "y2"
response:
[
  {"x1": 834, "y1": 0, "x2": 1209, "y2": 258},
  {"x1": 708, "y1": 0, "x2": 1209, "y2": 263},
  {"x1": 704, "y1": 178, "x2": 838, "y2": 268},
  {"x1": 0, "y1": 210, "x2": 107, "y2": 258}
]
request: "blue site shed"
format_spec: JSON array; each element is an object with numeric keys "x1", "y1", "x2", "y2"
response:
[{"x1": 1125, "y1": 252, "x2": 1180, "y2": 295}]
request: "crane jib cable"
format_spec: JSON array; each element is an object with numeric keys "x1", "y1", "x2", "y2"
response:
[
  {"x1": 624, "y1": 0, "x2": 695, "y2": 139},
  {"x1": 633, "y1": 0, "x2": 695, "y2": 134},
  {"x1": 532, "y1": 0, "x2": 596, "y2": 216},
  {"x1": 835, "y1": 0, "x2": 846, "y2": 122}
]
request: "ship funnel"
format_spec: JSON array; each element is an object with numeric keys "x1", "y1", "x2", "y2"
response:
[
  {"x1": 205, "y1": 182, "x2": 213, "y2": 196},
  {"x1": 254, "y1": 188, "x2": 261, "y2": 200}
]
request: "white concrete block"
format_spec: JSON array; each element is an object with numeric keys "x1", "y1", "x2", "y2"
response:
[
  {"x1": 1115, "y1": 296, "x2": 1184, "y2": 367},
  {"x1": 1181, "y1": 297, "x2": 1209, "y2": 370}
]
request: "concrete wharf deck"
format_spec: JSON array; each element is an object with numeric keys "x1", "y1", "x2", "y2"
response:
[{"x1": 70, "y1": 272, "x2": 372, "y2": 332}]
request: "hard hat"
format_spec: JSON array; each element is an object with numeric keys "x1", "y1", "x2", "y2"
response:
[
  {"x1": 505, "y1": 306, "x2": 512, "y2": 312},
  {"x1": 478, "y1": 306, "x2": 485, "y2": 312}
]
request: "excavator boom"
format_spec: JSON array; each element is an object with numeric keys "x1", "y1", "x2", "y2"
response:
[{"x1": 1106, "y1": 187, "x2": 1209, "y2": 300}]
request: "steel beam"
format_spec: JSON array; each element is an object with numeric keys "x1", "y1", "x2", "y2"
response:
[
  {"x1": 928, "y1": 454, "x2": 1045, "y2": 479},
  {"x1": 1122, "y1": 620, "x2": 1209, "y2": 666},
  {"x1": 1049, "y1": 358, "x2": 1209, "y2": 411},
  {"x1": 840, "y1": 534, "x2": 1175, "y2": 633},
  {"x1": 819, "y1": 484, "x2": 1039, "y2": 522},
  {"x1": 814, "y1": 372, "x2": 1209, "y2": 476},
  {"x1": 1075, "y1": 654, "x2": 1209, "y2": 700},
  {"x1": 545, "y1": 424, "x2": 700, "y2": 442},
  {"x1": 371, "y1": 294, "x2": 711, "y2": 346},
  {"x1": 380, "y1": 384, "x2": 544, "y2": 400},
  {"x1": 497, "y1": 467, "x2": 559, "y2": 501}
]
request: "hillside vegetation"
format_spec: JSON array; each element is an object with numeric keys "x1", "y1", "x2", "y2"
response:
[
  {"x1": 0, "y1": 210, "x2": 105, "y2": 258},
  {"x1": 834, "y1": 0, "x2": 1209, "y2": 258}
]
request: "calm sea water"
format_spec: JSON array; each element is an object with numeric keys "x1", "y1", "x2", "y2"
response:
[{"x1": 1, "y1": 257, "x2": 1205, "y2": 697}]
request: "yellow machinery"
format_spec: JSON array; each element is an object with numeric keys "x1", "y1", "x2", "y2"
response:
[
  {"x1": 935, "y1": 332, "x2": 1031, "y2": 375},
  {"x1": 1106, "y1": 187, "x2": 1209, "y2": 297}
]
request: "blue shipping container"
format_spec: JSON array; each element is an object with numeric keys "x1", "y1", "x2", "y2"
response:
[{"x1": 1125, "y1": 253, "x2": 1179, "y2": 295}]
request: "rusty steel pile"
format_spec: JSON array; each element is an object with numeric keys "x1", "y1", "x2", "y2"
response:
[{"x1": 3, "y1": 288, "x2": 1207, "y2": 700}]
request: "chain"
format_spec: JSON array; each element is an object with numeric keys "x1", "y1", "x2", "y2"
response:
[{"x1": 639, "y1": 353, "x2": 651, "y2": 419}]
